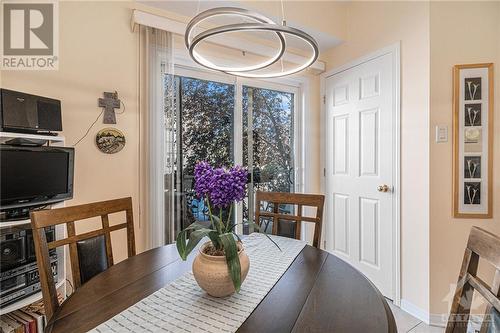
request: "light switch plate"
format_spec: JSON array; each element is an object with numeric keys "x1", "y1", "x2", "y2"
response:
[{"x1": 436, "y1": 125, "x2": 448, "y2": 143}]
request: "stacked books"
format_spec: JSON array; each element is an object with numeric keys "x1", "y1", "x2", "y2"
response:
[
  {"x1": 0, "y1": 306, "x2": 44, "y2": 333},
  {"x1": 0, "y1": 293, "x2": 63, "y2": 333}
]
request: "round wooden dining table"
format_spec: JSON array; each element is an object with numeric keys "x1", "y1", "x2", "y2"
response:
[{"x1": 46, "y1": 242, "x2": 396, "y2": 333}]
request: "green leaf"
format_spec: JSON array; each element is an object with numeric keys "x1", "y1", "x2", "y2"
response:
[
  {"x1": 207, "y1": 231, "x2": 222, "y2": 249},
  {"x1": 177, "y1": 227, "x2": 218, "y2": 261},
  {"x1": 185, "y1": 228, "x2": 214, "y2": 257},
  {"x1": 232, "y1": 232, "x2": 242, "y2": 244},
  {"x1": 176, "y1": 230, "x2": 188, "y2": 260},
  {"x1": 219, "y1": 233, "x2": 241, "y2": 292},
  {"x1": 212, "y1": 215, "x2": 222, "y2": 233},
  {"x1": 229, "y1": 221, "x2": 282, "y2": 252},
  {"x1": 261, "y1": 232, "x2": 282, "y2": 252},
  {"x1": 185, "y1": 221, "x2": 211, "y2": 231}
]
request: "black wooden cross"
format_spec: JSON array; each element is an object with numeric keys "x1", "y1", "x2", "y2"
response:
[{"x1": 98, "y1": 92, "x2": 121, "y2": 124}]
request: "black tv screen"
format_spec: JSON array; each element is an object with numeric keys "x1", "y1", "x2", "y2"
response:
[{"x1": 0, "y1": 145, "x2": 74, "y2": 209}]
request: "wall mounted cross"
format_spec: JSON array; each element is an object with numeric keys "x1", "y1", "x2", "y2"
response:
[{"x1": 98, "y1": 92, "x2": 121, "y2": 124}]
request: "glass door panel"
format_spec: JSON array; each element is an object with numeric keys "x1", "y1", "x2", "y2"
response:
[
  {"x1": 173, "y1": 76, "x2": 235, "y2": 233},
  {"x1": 242, "y1": 86, "x2": 295, "y2": 234}
]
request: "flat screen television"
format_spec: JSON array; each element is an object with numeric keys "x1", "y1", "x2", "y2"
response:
[{"x1": 0, "y1": 145, "x2": 74, "y2": 210}]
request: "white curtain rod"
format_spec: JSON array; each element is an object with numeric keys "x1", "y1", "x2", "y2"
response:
[{"x1": 131, "y1": 9, "x2": 325, "y2": 73}]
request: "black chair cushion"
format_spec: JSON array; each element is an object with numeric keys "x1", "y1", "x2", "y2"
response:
[
  {"x1": 276, "y1": 219, "x2": 296, "y2": 239},
  {"x1": 77, "y1": 235, "x2": 109, "y2": 284}
]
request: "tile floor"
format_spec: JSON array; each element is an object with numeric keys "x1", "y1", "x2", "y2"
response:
[{"x1": 388, "y1": 302, "x2": 445, "y2": 333}]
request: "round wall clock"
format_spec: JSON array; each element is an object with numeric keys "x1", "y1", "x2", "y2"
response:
[{"x1": 95, "y1": 128, "x2": 125, "y2": 154}]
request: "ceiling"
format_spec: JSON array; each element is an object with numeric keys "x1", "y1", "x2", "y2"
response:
[{"x1": 138, "y1": 1, "x2": 342, "y2": 53}]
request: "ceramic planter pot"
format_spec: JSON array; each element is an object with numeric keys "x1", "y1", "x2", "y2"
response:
[{"x1": 192, "y1": 241, "x2": 250, "y2": 297}]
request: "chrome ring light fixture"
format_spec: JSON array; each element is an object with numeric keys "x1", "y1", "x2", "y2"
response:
[
  {"x1": 185, "y1": 7, "x2": 319, "y2": 78},
  {"x1": 185, "y1": 8, "x2": 286, "y2": 73}
]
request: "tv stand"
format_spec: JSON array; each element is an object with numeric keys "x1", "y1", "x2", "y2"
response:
[
  {"x1": 0, "y1": 207, "x2": 31, "y2": 221},
  {"x1": 0, "y1": 130, "x2": 67, "y2": 315},
  {"x1": 0, "y1": 204, "x2": 56, "y2": 222},
  {"x1": 0, "y1": 131, "x2": 64, "y2": 145}
]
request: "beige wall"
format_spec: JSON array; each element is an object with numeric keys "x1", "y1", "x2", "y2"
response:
[
  {"x1": 429, "y1": 1, "x2": 500, "y2": 317},
  {"x1": 244, "y1": 0, "x2": 348, "y2": 41},
  {"x1": 322, "y1": 1, "x2": 431, "y2": 313},
  {"x1": 1, "y1": 1, "x2": 146, "y2": 260}
]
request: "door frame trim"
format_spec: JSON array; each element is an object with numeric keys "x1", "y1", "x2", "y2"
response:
[{"x1": 320, "y1": 42, "x2": 401, "y2": 305}]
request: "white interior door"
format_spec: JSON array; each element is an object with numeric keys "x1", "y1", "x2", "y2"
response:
[{"x1": 325, "y1": 50, "x2": 399, "y2": 299}]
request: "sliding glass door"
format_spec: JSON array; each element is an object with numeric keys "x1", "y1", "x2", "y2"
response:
[{"x1": 166, "y1": 71, "x2": 298, "y2": 242}]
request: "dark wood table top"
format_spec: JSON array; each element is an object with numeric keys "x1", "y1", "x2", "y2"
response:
[{"x1": 47, "y1": 242, "x2": 396, "y2": 333}]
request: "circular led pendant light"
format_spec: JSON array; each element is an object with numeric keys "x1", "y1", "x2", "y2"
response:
[{"x1": 185, "y1": 7, "x2": 319, "y2": 78}]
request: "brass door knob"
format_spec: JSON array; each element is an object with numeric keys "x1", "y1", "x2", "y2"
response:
[{"x1": 377, "y1": 185, "x2": 390, "y2": 192}]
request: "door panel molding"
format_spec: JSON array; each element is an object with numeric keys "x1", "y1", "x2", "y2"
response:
[
  {"x1": 359, "y1": 196, "x2": 380, "y2": 268},
  {"x1": 333, "y1": 193, "x2": 350, "y2": 255},
  {"x1": 333, "y1": 115, "x2": 349, "y2": 175},
  {"x1": 359, "y1": 107, "x2": 379, "y2": 177}
]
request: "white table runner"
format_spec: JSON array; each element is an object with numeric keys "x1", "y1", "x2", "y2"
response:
[{"x1": 90, "y1": 233, "x2": 306, "y2": 333}]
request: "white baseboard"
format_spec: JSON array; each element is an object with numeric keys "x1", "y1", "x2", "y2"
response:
[
  {"x1": 430, "y1": 314, "x2": 482, "y2": 330},
  {"x1": 399, "y1": 299, "x2": 451, "y2": 328},
  {"x1": 399, "y1": 300, "x2": 483, "y2": 329},
  {"x1": 400, "y1": 299, "x2": 430, "y2": 325},
  {"x1": 429, "y1": 313, "x2": 448, "y2": 328}
]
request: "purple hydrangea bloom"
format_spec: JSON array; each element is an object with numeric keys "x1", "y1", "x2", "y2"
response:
[{"x1": 194, "y1": 161, "x2": 249, "y2": 208}]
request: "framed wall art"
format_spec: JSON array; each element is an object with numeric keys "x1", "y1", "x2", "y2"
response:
[{"x1": 453, "y1": 63, "x2": 494, "y2": 218}]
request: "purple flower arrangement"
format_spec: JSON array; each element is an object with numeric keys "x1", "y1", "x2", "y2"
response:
[
  {"x1": 194, "y1": 161, "x2": 248, "y2": 208},
  {"x1": 177, "y1": 161, "x2": 249, "y2": 292},
  {"x1": 177, "y1": 161, "x2": 278, "y2": 293}
]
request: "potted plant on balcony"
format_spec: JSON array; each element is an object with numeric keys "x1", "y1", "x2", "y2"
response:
[{"x1": 176, "y1": 161, "x2": 279, "y2": 297}]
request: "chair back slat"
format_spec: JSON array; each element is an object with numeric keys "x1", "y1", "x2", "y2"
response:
[
  {"x1": 30, "y1": 197, "x2": 135, "y2": 321},
  {"x1": 46, "y1": 223, "x2": 128, "y2": 249},
  {"x1": 66, "y1": 220, "x2": 83, "y2": 289},
  {"x1": 271, "y1": 201, "x2": 279, "y2": 236},
  {"x1": 446, "y1": 227, "x2": 500, "y2": 333},
  {"x1": 31, "y1": 198, "x2": 133, "y2": 228},
  {"x1": 125, "y1": 207, "x2": 136, "y2": 257},
  {"x1": 101, "y1": 214, "x2": 115, "y2": 266},
  {"x1": 256, "y1": 191, "x2": 324, "y2": 207},
  {"x1": 255, "y1": 191, "x2": 325, "y2": 248},
  {"x1": 295, "y1": 205, "x2": 303, "y2": 241},
  {"x1": 468, "y1": 227, "x2": 500, "y2": 269}
]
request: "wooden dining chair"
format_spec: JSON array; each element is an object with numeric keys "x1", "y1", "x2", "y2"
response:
[
  {"x1": 30, "y1": 197, "x2": 136, "y2": 320},
  {"x1": 446, "y1": 227, "x2": 500, "y2": 333},
  {"x1": 254, "y1": 191, "x2": 325, "y2": 248}
]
